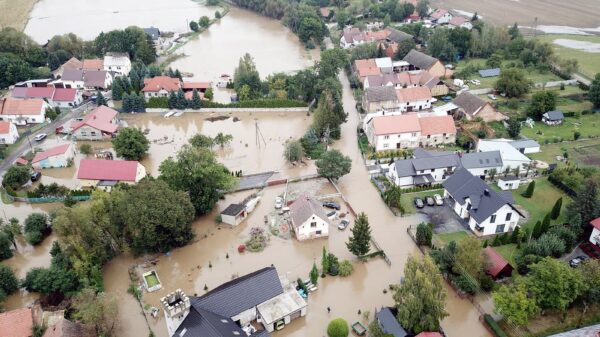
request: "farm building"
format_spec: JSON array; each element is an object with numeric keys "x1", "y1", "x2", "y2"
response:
[
  {"x1": 453, "y1": 92, "x2": 506, "y2": 122},
  {"x1": 32, "y1": 144, "x2": 75, "y2": 169}
]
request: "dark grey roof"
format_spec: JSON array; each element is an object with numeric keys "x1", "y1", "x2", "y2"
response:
[
  {"x1": 544, "y1": 110, "x2": 564, "y2": 121},
  {"x1": 509, "y1": 139, "x2": 540, "y2": 149},
  {"x1": 413, "y1": 148, "x2": 455, "y2": 159},
  {"x1": 478, "y1": 68, "x2": 500, "y2": 77},
  {"x1": 250, "y1": 330, "x2": 271, "y2": 337},
  {"x1": 499, "y1": 176, "x2": 519, "y2": 181},
  {"x1": 175, "y1": 307, "x2": 248, "y2": 337},
  {"x1": 386, "y1": 28, "x2": 413, "y2": 43},
  {"x1": 192, "y1": 266, "x2": 283, "y2": 318},
  {"x1": 460, "y1": 151, "x2": 503, "y2": 169},
  {"x1": 376, "y1": 307, "x2": 408, "y2": 337},
  {"x1": 403, "y1": 49, "x2": 438, "y2": 70},
  {"x1": 412, "y1": 154, "x2": 459, "y2": 171},
  {"x1": 366, "y1": 74, "x2": 400, "y2": 87},
  {"x1": 143, "y1": 27, "x2": 161, "y2": 40},
  {"x1": 221, "y1": 203, "x2": 245, "y2": 216},
  {"x1": 365, "y1": 86, "x2": 397, "y2": 103},
  {"x1": 393, "y1": 159, "x2": 417, "y2": 178},
  {"x1": 61, "y1": 69, "x2": 84, "y2": 81},
  {"x1": 453, "y1": 91, "x2": 486, "y2": 116},
  {"x1": 414, "y1": 174, "x2": 435, "y2": 185},
  {"x1": 442, "y1": 168, "x2": 521, "y2": 223}
]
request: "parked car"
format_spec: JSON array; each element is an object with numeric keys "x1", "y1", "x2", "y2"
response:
[
  {"x1": 569, "y1": 255, "x2": 589, "y2": 268},
  {"x1": 425, "y1": 196, "x2": 435, "y2": 206},
  {"x1": 326, "y1": 210, "x2": 337, "y2": 219},
  {"x1": 274, "y1": 197, "x2": 283, "y2": 209},
  {"x1": 488, "y1": 94, "x2": 497, "y2": 100},
  {"x1": 470, "y1": 79, "x2": 481, "y2": 85},
  {"x1": 322, "y1": 201, "x2": 341, "y2": 210},
  {"x1": 441, "y1": 96, "x2": 452, "y2": 102},
  {"x1": 338, "y1": 219, "x2": 350, "y2": 230},
  {"x1": 414, "y1": 197, "x2": 424, "y2": 209},
  {"x1": 30, "y1": 171, "x2": 41, "y2": 182},
  {"x1": 434, "y1": 194, "x2": 443, "y2": 206},
  {"x1": 33, "y1": 133, "x2": 47, "y2": 142}
]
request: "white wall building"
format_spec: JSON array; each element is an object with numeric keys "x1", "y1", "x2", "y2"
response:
[
  {"x1": 0, "y1": 98, "x2": 49, "y2": 125},
  {"x1": 0, "y1": 121, "x2": 19, "y2": 144},
  {"x1": 103, "y1": 52, "x2": 132, "y2": 76},
  {"x1": 290, "y1": 194, "x2": 330, "y2": 241},
  {"x1": 477, "y1": 139, "x2": 532, "y2": 173}
]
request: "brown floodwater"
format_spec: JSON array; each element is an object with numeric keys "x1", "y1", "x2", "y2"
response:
[{"x1": 24, "y1": 0, "x2": 214, "y2": 43}]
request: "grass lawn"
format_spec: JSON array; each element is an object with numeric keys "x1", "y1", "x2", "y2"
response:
[
  {"x1": 537, "y1": 34, "x2": 600, "y2": 80},
  {"x1": 502, "y1": 177, "x2": 569, "y2": 230},
  {"x1": 521, "y1": 114, "x2": 600, "y2": 143},
  {"x1": 435, "y1": 231, "x2": 469, "y2": 245},
  {"x1": 530, "y1": 138, "x2": 600, "y2": 165},
  {"x1": 401, "y1": 188, "x2": 444, "y2": 215},
  {"x1": 492, "y1": 243, "x2": 522, "y2": 267},
  {"x1": 144, "y1": 272, "x2": 160, "y2": 288}
]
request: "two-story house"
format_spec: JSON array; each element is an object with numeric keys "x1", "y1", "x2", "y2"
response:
[
  {"x1": 362, "y1": 86, "x2": 399, "y2": 113},
  {"x1": 103, "y1": 52, "x2": 132, "y2": 76},
  {"x1": 142, "y1": 76, "x2": 182, "y2": 100},
  {"x1": 0, "y1": 121, "x2": 19, "y2": 144},
  {"x1": 477, "y1": 139, "x2": 532, "y2": 174},
  {"x1": 290, "y1": 194, "x2": 330, "y2": 241},
  {"x1": 0, "y1": 98, "x2": 49, "y2": 125},
  {"x1": 443, "y1": 168, "x2": 524, "y2": 235},
  {"x1": 71, "y1": 106, "x2": 119, "y2": 140},
  {"x1": 429, "y1": 8, "x2": 453, "y2": 24},
  {"x1": 387, "y1": 149, "x2": 459, "y2": 187},
  {"x1": 396, "y1": 86, "x2": 433, "y2": 112}
]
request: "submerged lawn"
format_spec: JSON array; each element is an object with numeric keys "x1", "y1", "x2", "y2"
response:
[{"x1": 144, "y1": 273, "x2": 160, "y2": 288}]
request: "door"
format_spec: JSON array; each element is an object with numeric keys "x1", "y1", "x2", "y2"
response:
[{"x1": 290, "y1": 310, "x2": 301, "y2": 320}]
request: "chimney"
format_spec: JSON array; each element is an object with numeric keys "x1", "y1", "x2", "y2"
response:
[
  {"x1": 484, "y1": 189, "x2": 490, "y2": 196},
  {"x1": 161, "y1": 289, "x2": 191, "y2": 336}
]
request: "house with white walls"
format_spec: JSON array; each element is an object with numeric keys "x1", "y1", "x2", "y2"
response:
[
  {"x1": 590, "y1": 218, "x2": 600, "y2": 246},
  {"x1": 0, "y1": 98, "x2": 49, "y2": 125},
  {"x1": 0, "y1": 121, "x2": 19, "y2": 144},
  {"x1": 289, "y1": 194, "x2": 330, "y2": 241},
  {"x1": 103, "y1": 52, "x2": 132, "y2": 76},
  {"x1": 477, "y1": 139, "x2": 532, "y2": 174},
  {"x1": 31, "y1": 143, "x2": 76, "y2": 169}
]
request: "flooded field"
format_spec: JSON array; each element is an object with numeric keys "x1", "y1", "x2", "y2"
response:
[
  {"x1": 430, "y1": 0, "x2": 600, "y2": 28},
  {"x1": 24, "y1": 0, "x2": 213, "y2": 42},
  {"x1": 170, "y1": 6, "x2": 319, "y2": 82}
]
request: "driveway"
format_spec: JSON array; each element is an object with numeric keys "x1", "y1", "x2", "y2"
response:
[{"x1": 417, "y1": 203, "x2": 470, "y2": 234}]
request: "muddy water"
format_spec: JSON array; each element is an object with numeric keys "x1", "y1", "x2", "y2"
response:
[
  {"x1": 121, "y1": 111, "x2": 314, "y2": 176},
  {"x1": 24, "y1": 0, "x2": 213, "y2": 43},
  {"x1": 171, "y1": 6, "x2": 319, "y2": 83}
]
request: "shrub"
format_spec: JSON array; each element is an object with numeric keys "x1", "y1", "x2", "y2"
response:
[
  {"x1": 515, "y1": 254, "x2": 542, "y2": 275},
  {"x1": 521, "y1": 180, "x2": 535, "y2": 198},
  {"x1": 416, "y1": 222, "x2": 433, "y2": 246},
  {"x1": 524, "y1": 233, "x2": 565, "y2": 258},
  {"x1": 2, "y1": 166, "x2": 30, "y2": 190},
  {"x1": 550, "y1": 197, "x2": 562, "y2": 220},
  {"x1": 484, "y1": 314, "x2": 508, "y2": 337},
  {"x1": 327, "y1": 318, "x2": 349, "y2": 337},
  {"x1": 480, "y1": 275, "x2": 495, "y2": 292},
  {"x1": 147, "y1": 97, "x2": 169, "y2": 108},
  {"x1": 454, "y1": 274, "x2": 478, "y2": 295},
  {"x1": 24, "y1": 213, "x2": 50, "y2": 246},
  {"x1": 338, "y1": 260, "x2": 354, "y2": 277},
  {"x1": 79, "y1": 143, "x2": 92, "y2": 155},
  {"x1": 574, "y1": 131, "x2": 581, "y2": 140},
  {"x1": 201, "y1": 99, "x2": 307, "y2": 109}
]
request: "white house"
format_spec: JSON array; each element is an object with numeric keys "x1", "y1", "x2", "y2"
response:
[
  {"x1": 0, "y1": 121, "x2": 19, "y2": 144},
  {"x1": 51, "y1": 88, "x2": 84, "y2": 108},
  {"x1": 387, "y1": 149, "x2": 459, "y2": 188},
  {"x1": 142, "y1": 76, "x2": 182, "y2": 100},
  {"x1": 498, "y1": 176, "x2": 521, "y2": 191},
  {"x1": 103, "y1": 52, "x2": 132, "y2": 76},
  {"x1": 477, "y1": 139, "x2": 532, "y2": 173},
  {"x1": 590, "y1": 218, "x2": 600, "y2": 246},
  {"x1": 31, "y1": 143, "x2": 76, "y2": 169},
  {"x1": 290, "y1": 194, "x2": 329, "y2": 241},
  {"x1": 459, "y1": 150, "x2": 504, "y2": 179},
  {"x1": 443, "y1": 168, "x2": 524, "y2": 236},
  {"x1": 220, "y1": 203, "x2": 247, "y2": 226},
  {"x1": 430, "y1": 9, "x2": 453, "y2": 24},
  {"x1": 59, "y1": 69, "x2": 85, "y2": 89},
  {"x1": 0, "y1": 98, "x2": 49, "y2": 125},
  {"x1": 71, "y1": 106, "x2": 119, "y2": 140}
]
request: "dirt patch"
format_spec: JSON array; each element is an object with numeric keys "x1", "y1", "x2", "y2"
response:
[
  {"x1": 0, "y1": 0, "x2": 38, "y2": 31},
  {"x1": 553, "y1": 39, "x2": 600, "y2": 53}
]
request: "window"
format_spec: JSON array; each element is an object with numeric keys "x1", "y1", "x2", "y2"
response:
[
  {"x1": 505, "y1": 213, "x2": 512, "y2": 221},
  {"x1": 412, "y1": 133, "x2": 417, "y2": 137},
  {"x1": 443, "y1": 133, "x2": 446, "y2": 137},
  {"x1": 466, "y1": 203, "x2": 472, "y2": 210},
  {"x1": 384, "y1": 135, "x2": 390, "y2": 140},
  {"x1": 490, "y1": 214, "x2": 496, "y2": 223},
  {"x1": 495, "y1": 224, "x2": 505, "y2": 233},
  {"x1": 91, "y1": 131, "x2": 97, "y2": 136},
  {"x1": 427, "y1": 135, "x2": 431, "y2": 139},
  {"x1": 383, "y1": 144, "x2": 389, "y2": 148},
  {"x1": 310, "y1": 222, "x2": 317, "y2": 228},
  {"x1": 316, "y1": 230, "x2": 322, "y2": 235}
]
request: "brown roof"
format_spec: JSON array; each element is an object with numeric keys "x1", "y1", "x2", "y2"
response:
[
  {"x1": 83, "y1": 71, "x2": 109, "y2": 88},
  {"x1": 366, "y1": 74, "x2": 400, "y2": 87},
  {"x1": 371, "y1": 114, "x2": 421, "y2": 135},
  {"x1": 54, "y1": 57, "x2": 82, "y2": 76},
  {"x1": 403, "y1": 50, "x2": 440, "y2": 71},
  {"x1": 419, "y1": 115, "x2": 456, "y2": 135},
  {"x1": 289, "y1": 194, "x2": 329, "y2": 228},
  {"x1": 430, "y1": 8, "x2": 449, "y2": 20},
  {"x1": 142, "y1": 76, "x2": 181, "y2": 92},
  {"x1": 0, "y1": 308, "x2": 33, "y2": 337},
  {"x1": 0, "y1": 98, "x2": 45, "y2": 116},
  {"x1": 82, "y1": 59, "x2": 103, "y2": 71},
  {"x1": 365, "y1": 86, "x2": 398, "y2": 103},
  {"x1": 0, "y1": 121, "x2": 12, "y2": 134},
  {"x1": 395, "y1": 86, "x2": 432, "y2": 102},
  {"x1": 354, "y1": 59, "x2": 381, "y2": 78},
  {"x1": 42, "y1": 317, "x2": 95, "y2": 337},
  {"x1": 319, "y1": 7, "x2": 330, "y2": 17},
  {"x1": 453, "y1": 91, "x2": 488, "y2": 116}
]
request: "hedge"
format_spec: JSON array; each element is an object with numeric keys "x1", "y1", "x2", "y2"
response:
[
  {"x1": 484, "y1": 314, "x2": 508, "y2": 337},
  {"x1": 201, "y1": 99, "x2": 307, "y2": 108},
  {"x1": 147, "y1": 97, "x2": 169, "y2": 108}
]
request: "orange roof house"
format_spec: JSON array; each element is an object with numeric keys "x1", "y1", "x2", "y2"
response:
[
  {"x1": 142, "y1": 76, "x2": 181, "y2": 93},
  {"x1": 0, "y1": 308, "x2": 34, "y2": 337}
]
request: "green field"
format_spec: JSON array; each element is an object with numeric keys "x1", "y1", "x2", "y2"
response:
[
  {"x1": 491, "y1": 85, "x2": 591, "y2": 118},
  {"x1": 537, "y1": 34, "x2": 600, "y2": 80},
  {"x1": 493, "y1": 243, "x2": 522, "y2": 267},
  {"x1": 521, "y1": 114, "x2": 600, "y2": 143},
  {"x1": 435, "y1": 231, "x2": 469, "y2": 245},
  {"x1": 530, "y1": 138, "x2": 600, "y2": 165}
]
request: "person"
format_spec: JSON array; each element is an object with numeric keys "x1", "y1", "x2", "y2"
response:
[{"x1": 327, "y1": 306, "x2": 331, "y2": 313}]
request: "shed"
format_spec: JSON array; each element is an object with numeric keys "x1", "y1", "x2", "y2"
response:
[
  {"x1": 484, "y1": 246, "x2": 514, "y2": 279},
  {"x1": 375, "y1": 307, "x2": 408, "y2": 337},
  {"x1": 497, "y1": 176, "x2": 521, "y2": 190},
  {"x1": 478, "y1": 68, "x2": 500, "y2": 78},
  {"x1": 590, "y1": 218, "x2": 600, "y2": 246},
  {"x1": 542, "y1": 110, "x2": 564, "y2": 125},
  {"x1": 220, "y1": 203, "x2": 247, "y2": 226}
]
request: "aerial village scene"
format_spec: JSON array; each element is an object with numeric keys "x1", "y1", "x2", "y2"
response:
[{"x1": 1, "y1": 0, "x2": 600, "y2": 336}]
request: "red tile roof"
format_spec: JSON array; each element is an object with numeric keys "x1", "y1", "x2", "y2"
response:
[
  {"x1": 22, "y1": 87, "x2": 54, "y2": 99},
  {"x1": 372, "y1": 114, "x2": 421, "y2": 135},
  {"x1": 52, "y1": 88, "x2": 77, "y2": 102},
  {"x1": 484, "y1": 246, "x2": 513, "y2": 278},
  {"x1": 430, "y1": 9, "x2": 449, "y2": 19},
  {"x1": 0, "y1": 308, "x2": 33, "y2": 337},
  {"x1": 182, "y1": 82, "x2": 210, "y2": 90},
  {"x1": 355, "y1": 59, "x2": 381, "y2": 78},
  {"x1": 419, "y1": 115, "x2": 456, "y2": 135},
  {"x1": 0, "y1": 121, "x2": 11, "y2": 134},
  {"x1": 32, "y1": 144, "x2": 71, "y2": 163},
  {"x1": 71, "y1": 106, "x2": 118, "y2": 134},
  {"x1": 15, "y1": 157, "x2": 28, "y2": 165},
  {"x1": 396, "y1": 86, "x2": 432, "y2": 102},
  {"x1": 0, "y1": 98, "x2": 45, "y2": 116},
  {"x1": 77, "y1": 159, "x2": 140, "y2": 182},
  {"x1": 591, "y1": 218, "x2": 600, "y2": 230},
  {"x1": 449, "y1": 16, "x2": 468, "y2": 26},
  {"x1": 142, "y1": 76, "x2": 181, "y2": 92},
  {"x1": 82, "y1": 59, "x2": 103, "y2": 71},
  {"x1": 415, "y1": 333, "x2": 443, "y2": 337}
]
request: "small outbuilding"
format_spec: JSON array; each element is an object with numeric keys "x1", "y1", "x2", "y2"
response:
[
  {"x1": 484, "y1": 246, "x2": 514, "y2": 279},
  {"x1": 220, "y1": 203, "x2": 247, "y2": 226},
  {"x1": 542, "y1": 110, "x2": 564, "y2": 126},
  {"x1": 478, "y1": 68, "x2": 500, "y2": 78},
  {"x1": 590, "y1": 218, "x2": 600, "y2": 246},
  {"x1": 32, "y1": 143, "x2": 75, "y2": 169},
  {"x1": 497, "y1": 176, "x2": 521, "y2": 190}
]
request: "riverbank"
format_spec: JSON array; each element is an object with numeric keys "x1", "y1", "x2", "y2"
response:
[{"x1": 0, "y1": 0, "x2": 38, "y2": 31}]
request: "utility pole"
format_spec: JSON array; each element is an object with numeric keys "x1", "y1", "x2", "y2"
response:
[{"x1": 254, "y1": 119, "x2": 266, "y2": 149}]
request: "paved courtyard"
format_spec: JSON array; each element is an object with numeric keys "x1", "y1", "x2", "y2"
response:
[{"x1": 417, "y1": 202, "x2": 470, "y2": 234}]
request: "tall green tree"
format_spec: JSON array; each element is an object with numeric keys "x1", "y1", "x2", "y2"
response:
[
  {"x1": 189, "y1": 134, "x2": 214, "y2": 148},
  {"x1": 111, "y1": 127, "x2": 149, "y2": 160},
  {"x1": 284, "y1": 139, "x2": 304, "y2": 162},
  {"x1": 213, "y1": 132, "x2": 233, "y2": 148},
  {"x1": 493, "y1": 279, "x2": 539, "y2": 326},
  {"x1": 580, "y1": 259, "x2": 600, "y2": 303},
  {"x1": 527, "y1": 91, "x2": 557, "y2": 120},
  {"x1": 521, "y1": 180, "x2": 535, "y2": 198},
  {"x1": 416, "y1": 0, "x2": 429, "y2": 18},
  {"x1": 346, "y1": 213, "x2": 372, "y2": 257},
  {"x1": 455, "y1": 236, "x2": 486, "y2": 283},
  {"x1": 310, "y1": 262, "x2": 319, "y2": 285},
  {"x1": 566, "y1": 179, "x2": 600, "y2": 229},
  {"x1": 506, "y1": 118, "x2": 521, "y2": 138},
  {"x1": 190, "y1": 89, "x2": 202, "y2": 109},
  {"x1": 383, "y1": 185, "x2": 403, "y2": 211},
  {"x1": 159, "y1": 145, "x2": 237, "y2": 215},
  {"x1": 234, "y1": 53, "x2": 261, "y2": 99},
  {"x1": 72, "y1": 288, "x2": 119, "y2": 337},
  {"x1": 24, "y1": 213, "x2": 50, "y2": 246},
  {"x1": 0, "y1": 233, "x2": 13, "y2": 260},
  {"x1": 495, "y1": 68, "x2": 531, "y2": 98},
  {"x1": 2, "y1": 165, "x2": 30, "y2": 190},
  {"x1": 416, "y1": 222, "x2": 432, "y2": 246},
  {"x1": 316, "y1": 149, "x2": 352, "y2": 180},
  {"x1": 393, "y1": 255, "x2": 448, "y2": 333},
  {"x1": 527, "y1": 257, "x2": 585, "y2": 310},
  {"x1": 0, "y1": 264, "x2": 18, "y2": 301},
  {"x1": 394, "y1": 39, "x2": 416, "y2": 60},
  {"x1": 321, "y1": 246, "x2": 329, "y2": 277},
  {"x1": 589, "y1": 73, "x2": 600, "y2": 108},
  {"x1": 550, "y1": 197, "x2": 563, "y2": 220},
  {"x1": 96, "y1": 91, "x2": 107, "y2": 106},
  {"x1": 318, "y1": 48, "x2": 349, "y2": 78}
]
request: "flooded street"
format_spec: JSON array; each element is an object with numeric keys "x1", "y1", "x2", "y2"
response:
[
  {"x1": 170, "y1": 6, "x2": 319, "y2": 82},
  {"x1": 25, "y1": 0, "x2": 213, "y2": 42}
]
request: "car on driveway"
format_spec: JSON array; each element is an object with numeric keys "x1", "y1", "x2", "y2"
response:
[
  {"x1": 488, "y1": 94, "x2": 497, "y2": 100},
  {"x1": 434, "y1": 194, "x2": 443, "y2": 206},
  {"x1": 30, "y1": 171, "x2": 41, "y2": 182},
  {"x1": 274, "y1": 197, "x2": 283, "y2": 209},
  {"x1": 425, "y1": 196, "x2": 435, "y2": 206},
  {"x1": 326, "y1": 210, "x2": 337, "y2": 220},
  {"x1": 414, "y1": 197, "x2": 424, "y2": 209},
  {"x1": 569, "y1": 255, "x2": 589, "y2": 268},
  {"x1": 338, "y1": 219, "x2": 350, "y2": 230},
  {"x1": 322, "y1": 201, "x2": 341, "y2": 210},
  {"x1": 33, "y1": 133, "x2": 47, "y2": 142}
]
